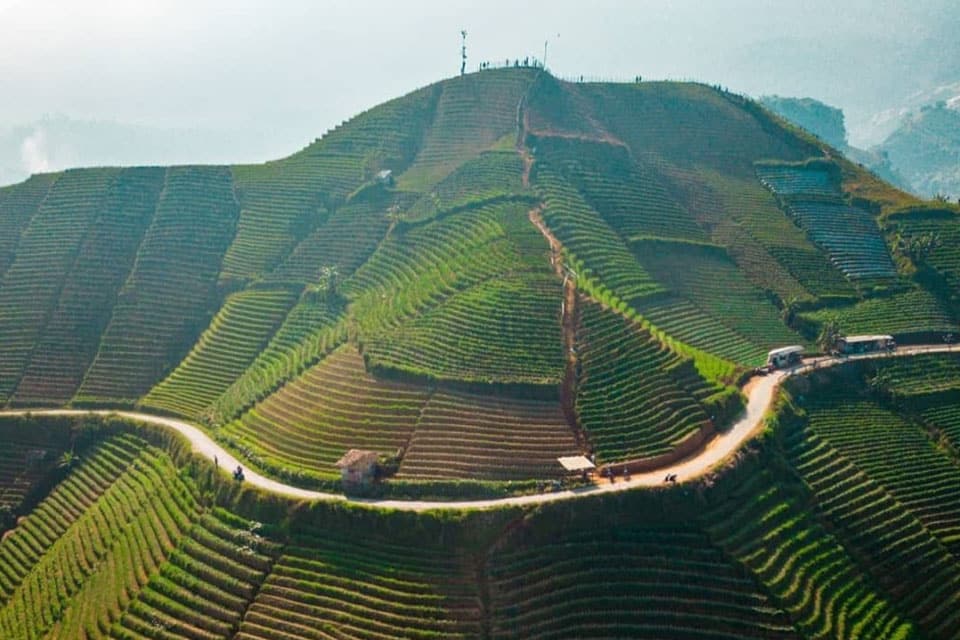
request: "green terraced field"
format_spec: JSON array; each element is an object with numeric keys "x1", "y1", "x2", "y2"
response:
[
  {"x1": 0, "y1": 433, "x2": 201, "y2": 639},
  {"x1": 785, "y1": 421, "x2": 960, "y2": 637},
  {"x1": 887, "y1": 208, "x2": 960, "y2": 285},
  {"x1": 0, "y1": 173, "x2": 59, "y2": 280},
  {"x1": 706, "y1": 472, "x2": 915, "y2": 640},
  {"x1": 271, "y1": 186, "x2": 405, "y2": 285},
  {"x1": 220, "y1": 345, "x2": 432, "y2": 482},
  {"x1": 632, "y1": 238, "x2": 803, "y2": 364},
  {"x1": 113, "y1": 508, "x2": 279, "y2": 639},
  {"x1": 76, "y1": 165, "x2": 241, "y2": 406},
  {"x1": 347, "y1": 201, "x2": 536, "y2": 337},
  {"x1": 0, "y1": 168, "x2": 120, "y2": 402},
  {"x1": 141, "y1": 286, "x2": 300, "y2": 419},
  {"x1": 801, "y1": 288, "x2": 955, "y2": 337},
  {"x1": 364, "y1": 273, "x2": 564, "y2": 386},
  {"x1": 803, "y1": 395, "x2": 960, "y2": 554},
  {"x1": 222, "y1": 163, "x2": 325, "y2": 281},
  {"x1": 576, "y1": 302, "x2": 713, "y2": 462},
  {"x1": 533, "y1": 165, "x2": 664, "y2": 304},
  {"x1": 206, "y1": 291, "x2": 347, "y2": 426},
  {"x1": 397, "y1": 69, "x2": 536, "y2": 191},
  {"x1": 693, "y1": 169, "x2": 855, "y2": 301},
  {"x1": 397, "y1": 390, "x2": 580, "y2": 481},
  {"x1": 12, "y1": 168, "x2": 166, "y2": 406},
  {"x1": 355, "y1": 199, "x2": 565, "y2": 386},
  {"x1": 403, "y1": 150, "x2": 528, "y2": 224},
  {"x1": 534, "y1": 136, "x2": 709, "y2": 243},
  {"x1": 489, "y1": 526, "x2": 799, "y2": 639},
  {"x1": 236, "y1": 533, "x2": 481, "y2": 639}
]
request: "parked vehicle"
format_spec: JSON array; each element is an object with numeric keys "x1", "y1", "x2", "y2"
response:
[
  {"x1": 765, "y1": 345, "x2": 804, "y2": 369},
  {"x1": 837, "y1": 335, "x2": 896, "y2": 355}
]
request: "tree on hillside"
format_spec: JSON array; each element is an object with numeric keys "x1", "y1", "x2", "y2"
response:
[
  {"x1": 57, "y1": 450, "x2": 79, "y2": 471},
  {"x1": 817, "y1": 320, "x2": 842, "y2": 354},
  {"x1": 867, "y1": 368, "x2": 895, "y2": 404},
  {"x1": 896, "y1": 231, "x2": 942, "y2": 265},
  {"x1": 318, "y1": 265, "x2": 340, "y2": 301}
]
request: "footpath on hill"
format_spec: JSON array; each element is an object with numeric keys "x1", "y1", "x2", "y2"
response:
[{"x1": 2, "y1": 344, "x2": 957, "y2": 512}]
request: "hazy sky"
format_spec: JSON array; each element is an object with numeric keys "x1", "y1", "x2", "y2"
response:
[{"x1": 1, "y1": 0, "x2": 957, "y2": 168}]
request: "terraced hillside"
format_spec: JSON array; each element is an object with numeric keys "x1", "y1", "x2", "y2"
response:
[
  {"x1": 0, "y1": 67, "x2": 956, "y2": 494},
  {"x1": 576, "y1": 301, "x2": 714, "y2": 462},
  {"x1": 219, "y1": 345, "x2": 432, "y2": 484},
  {"x1": 489, "y1": 524, "x2": 800, "y2": 639},
  {"x1": 236, "y1": 533, "x2": 481, "y2": 639},
  {"x1": 9, "y1": 350, "x2": 960, "y2": 640},
  {"x1": 76, "y1": 165, "x2": 240, "y2": 406}
]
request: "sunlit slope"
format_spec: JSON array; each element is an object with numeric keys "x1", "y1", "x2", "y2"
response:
[{"x1": 0, "y1": 67, "x2": 956, "y2": 485}]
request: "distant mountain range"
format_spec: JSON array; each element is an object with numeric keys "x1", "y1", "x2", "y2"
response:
[{"x1": 762, "y1": 94, "x2": 960, "y2": 201}]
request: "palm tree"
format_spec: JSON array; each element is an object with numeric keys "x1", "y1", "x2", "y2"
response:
[{"x1": 57, "y1": 450, "x2": 79, "y2": 471}]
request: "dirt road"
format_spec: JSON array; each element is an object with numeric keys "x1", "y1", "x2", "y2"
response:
[{"x1": 2, "y1": 344, "x2": 956, "y2": 511}]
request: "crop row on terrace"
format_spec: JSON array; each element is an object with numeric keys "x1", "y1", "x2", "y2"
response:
[
  {"x1": 275, "y1": 81, "x2": 441, "y2": 202},
  {"x1": 397, "y1": 69, "x2": 536, "y2": 192},
  {"x1": 76, "y1": 165, "x2": 241, "y2": 406},
  {"x1": 757, "y1": 163, "x2": 898, "y2": 282},
  {"x1": 756, "y1": 163, "x2": 836, "y2": 198},
  {"x1": 575, "y1": 301, "x2": 712, "y2": 462},
  {"x1": 631, "y1": 238, "x2": 803, "y2": 365},
  {"x1": 352, "y1": 198, "x2": 565, "y2": 387},
  {"x1": 12, "y1": 167, "x2": 167, "y2": 407},
  {"x1": 270, "y1": 186, "x2": 407, "y2": 285},
  {"x1": 220, "y1": 345, "x2": 431, "y2": 482},
  {"x1": 489, "y1": 526, "x2": 799, "y2": 640},
  {"x1": 206, "y1": 291, "x2": 347, "y2": 426},
  {"x1": 0, "y1": 442, "x2": 58, "y2": 512},
  {"x1": 868, "y1": 353, "x2": 960, "y2": 394},
  {"x1": 918, "y1": 394, "x2": 960, "y2": 457},
  {"x1": 113, "y1": 508, "x2": 278, "y2": 640},
  {"x1": 785, "y1": 419, "x2": 960, "y2": 638},
  {"x1": 403, "y1": 150, "x2": 528, "y2": 224},
  {"x1": 532, "y1": 164, "x2": 664, "y2": 304},
  {"x1": 0, "y1": 168, "x2": 119, "y2": 403},
  {"x1": 688, "y1": 168, "x2": 855, "y2": 301},
  {"x1": 801, "y1": 396, "x2": 960, "y2": 555},
  {"x1": 222, "y1": 163, "x2": 326, "y2": 282},
  {"x1": 533, "y1": 136, "x2": 709, "y2": 244},
  {"x1": 886, "y1": 208, "x2": 960, "y2": 285},
  {"x1": 346, "y1": 201, "x2": 531, "y2": 338},
  {"x1": 572, "y1": 82, "x2": 811, "y2": 176},
  {"x1": 787, "y1": 201, "x2": 897, "y2": 280},
  {"x1": 141, "y1": 286, "x2": 300, "y2": 419},
  {"x1": 397, "y1": 390, "x2": 579, "y2": 481},
  {"x1": 630, "y1": 295, "x2": 765, "y2": 367},
  {"x1": 363, "y1": 273, "x2": 564, "y2": 386},
  {"x1": 0, "y1": 173, "x2": 59, "y2": 281},
  {"x1": 800, "y1": 287, "x2": 955, "y2": 337},
  {"x1": 706, "y1": 470, "x2": 915, "y2": 640},
  {"x1": 0, "y1": 433, "x2": 200, "y2": 639},
  {"x1": 236, "y1": 533, "x2": 481, "y2": 640}
]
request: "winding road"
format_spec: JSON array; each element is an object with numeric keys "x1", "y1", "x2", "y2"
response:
[{"x1": 2, "y1": 344, "x2": 957, "y2": 512}]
